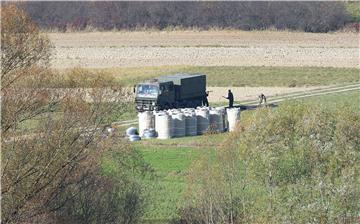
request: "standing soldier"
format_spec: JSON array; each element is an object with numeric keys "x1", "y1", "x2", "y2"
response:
[
  {"x1": 203, "y1": 91, "x2": 209, "y2": 107},
  {"x1": 258, "y1": 93, "x2": 267, "y2": 107},
  {"x1": 223, "y1": 89, "x2": 234, "y2": 108}
]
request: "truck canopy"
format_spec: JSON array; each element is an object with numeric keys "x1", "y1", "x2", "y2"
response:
[{"x1": 156, "y1": 73, "x2": 206, "y2": 100}]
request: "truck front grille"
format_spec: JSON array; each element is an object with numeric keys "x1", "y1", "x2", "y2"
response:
[{"x1": 135, "y1": 99, "x2": 156, "y2": 111}]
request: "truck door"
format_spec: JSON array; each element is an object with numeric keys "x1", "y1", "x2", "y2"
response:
[
  {"x1": 167, "y1": 83, "x2": 175, "y2": 101},
  {"x1": 159, "y1": 83, "x2": 175, "y2": 105}
]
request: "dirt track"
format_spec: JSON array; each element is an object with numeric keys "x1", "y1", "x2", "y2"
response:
[
  {"x1": 48, "y1": 31, "x2": 359, "y2": 68},
  {"x1": 207, "y1": 86, "x2": 329, "y2": 102}
]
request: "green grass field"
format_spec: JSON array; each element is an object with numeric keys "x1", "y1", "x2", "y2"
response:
[
  {"x1": 76, "y1": 66, "x2": 360, "y2": 87},
  {"x1": 346, "y1": 1, "x2": 360, "y2": 22},
  {"x1": 297, "y1": 89, "x2": 359, "y2": 109},
  {"x1": 139, "y1": 147, "x2": 200, "y2": 221},
  {"x1": 134, "y1": 134, "x2": 226, "y2": 221}
]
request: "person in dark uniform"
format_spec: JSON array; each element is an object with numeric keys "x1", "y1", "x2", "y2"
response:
[
  {"x1": 203, "y1": 91, "x2": 209, "y2": 107},
  {"x1": 223, "y1": 89, "x2": 234, "y2": 108},
  {"x1": 258, "y1": 93, "x2": 267, "y2": 107}
]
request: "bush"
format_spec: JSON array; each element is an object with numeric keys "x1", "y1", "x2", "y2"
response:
[
  {"x1": 51, "y1": 140, "x2": 152, "y2": 224},
  {"x1": 1, "y1": 4, "x2": 149, "y2": 223},
  {"x1": 178, "y1": 102, "x2": 360, "y2": 223}
]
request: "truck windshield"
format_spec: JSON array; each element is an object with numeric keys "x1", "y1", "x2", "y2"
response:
[{"x1": 137, "y1": 84, "x2": 159, "y2": 97}]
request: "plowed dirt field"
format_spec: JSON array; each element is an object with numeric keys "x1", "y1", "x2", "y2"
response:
[{"x1": 48, "y1": 31, "x2": 359, "y2": 68}]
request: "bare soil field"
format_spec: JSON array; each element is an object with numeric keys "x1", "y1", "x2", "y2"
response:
[
  {"x1": 48, "y1": 31, "x2": 359, "y2": 48},
  {"x1": 48, "y1": 31, "x2": 359, "y2": 68}
]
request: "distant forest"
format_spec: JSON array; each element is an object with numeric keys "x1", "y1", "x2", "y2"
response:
[{"x1": 20, "y1": 1, "x2": 354, "y2": 32}]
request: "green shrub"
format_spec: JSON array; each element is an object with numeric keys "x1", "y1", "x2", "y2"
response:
[{"x1": 178, "y1": 102, "x2": 360, "y2": 223}]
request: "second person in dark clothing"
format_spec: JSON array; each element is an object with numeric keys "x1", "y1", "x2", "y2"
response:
[
  {"x1": 223, "y1": 89, "x2": 234, "y2": 108},
  {"x1": 203, "y1": 91, "x2": 209, "y2": 107}
]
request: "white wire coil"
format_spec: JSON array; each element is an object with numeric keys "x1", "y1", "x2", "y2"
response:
[
  {"x1": 155, "y1": 113, "x2": 172, "y2": 139},
  {"x1": 195, "y1": 108, "x2": 209, "y2": 134},
  {"x1": 226, "y1": 107, "x2": 241, "y2": 132},
  {"x1": 184, "y1": 112, "x2": 197, "y2": 136},
  {"x1": 138, "y1": 111, "x2": 155, "y2": 137},
  {"x1": 172, "y1": 112, "x2": 185, "y2": 137}
]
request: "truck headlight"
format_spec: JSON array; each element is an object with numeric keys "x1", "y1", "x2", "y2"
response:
[{"x1": 152, "y1": 102, "x2": 156, "y2": 106}]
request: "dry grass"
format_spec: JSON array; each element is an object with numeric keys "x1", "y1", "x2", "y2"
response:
[
  {"x1": 98, "y1": 65, "x2": 360, "y2": 87},
  {"x1": 44, "y1": 65, "x2": 360, "y2": 89}
]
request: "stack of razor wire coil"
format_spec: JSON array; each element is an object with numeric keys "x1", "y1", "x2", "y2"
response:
[
  {"x1": 135, "y1": 106, "x2": 240, "y2": 140},
  {"x1": 154, "y1": 112, "x2": 170, "y2": 139},
  {"x1": 209, "y1": 109, "x2": 223, "y2": 132},
  {"x1": 195, "y1": 107, "x2": 210, "y2": 134},
  {"x1": 138, "y1": 111, "x2": 155, "y2": 137},
  {"x1": 184, "y1": 110, "x2": 197, "y2": 136}
]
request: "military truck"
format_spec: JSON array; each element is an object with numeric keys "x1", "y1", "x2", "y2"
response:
[{"x1": 134, "y1": 74, "x2": 206, "y2": 111}]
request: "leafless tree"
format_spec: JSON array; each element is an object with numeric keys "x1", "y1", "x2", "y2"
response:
[{"x1": 1, "y1": 4, "x2": 146, "y2": 223}]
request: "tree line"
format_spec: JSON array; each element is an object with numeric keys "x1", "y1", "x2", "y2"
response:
[{"x1": 21, "y1": 1, "x2": 351, "y2": 33}]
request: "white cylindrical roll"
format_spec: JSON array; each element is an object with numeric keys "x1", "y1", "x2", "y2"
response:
[
  {"x1": 185, "y1": 112, "x2": 197, "y2": 136},
  {"x1": 195, "y1": 108, "x2": 209, "y2": 134},
  {"x1": 172, "y1": 113, "x2": 185, "y2": 137},
  {"x1": 153, "y1": 110, "x2": 166, "y2": 117},
  {"x1": 155, "y1": 113, "x2": 171, "y2": 139},
  {"x1": 170, "y1": 109, "x2": 181, "y2": 114},
  {"x1": 226, "y1": 107, "x2": 241, "y2": 132},
  {"x1": 138, "y1": 111, "x2": 154, "y2": 137},
  {"x1": 209, "y1": 109, "x2": 223, "y2": 132},
  {"x1": 169, "y1": 113, "x2": 176, "y2": 137},
  {"x1": 216, "y1": 107, "x2": 226, "y2": 132}
]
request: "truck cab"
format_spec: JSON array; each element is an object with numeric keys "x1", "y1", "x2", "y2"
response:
[{"x1": 135, "y1": 80, "x2": 175, "y2": 111}]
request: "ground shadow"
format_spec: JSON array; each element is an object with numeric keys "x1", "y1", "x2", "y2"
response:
[{"x1": 233, "y1": 103, "x2": 278, "y2": 111}]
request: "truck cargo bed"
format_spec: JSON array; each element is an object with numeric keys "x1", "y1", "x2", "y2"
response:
[{"x1": 157, "y1": 74, "x2": 206, "y2": 100}]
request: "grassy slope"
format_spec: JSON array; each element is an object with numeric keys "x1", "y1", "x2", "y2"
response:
[
  {"x1": 139, "y1": 147, "x2": 199, "y2": 221},
  {"x1": 97, "y1": 66, "x2": 359, "y2": 87},
  {"x1": 134, "y1": 134, "x2": 227, "y2": 221},
  {"x1": 297, "y1": 89, "x2": 360, "y2": 110},
  {"x1": 129, "y1": 90, "x2": 359, "y2": 221}
]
